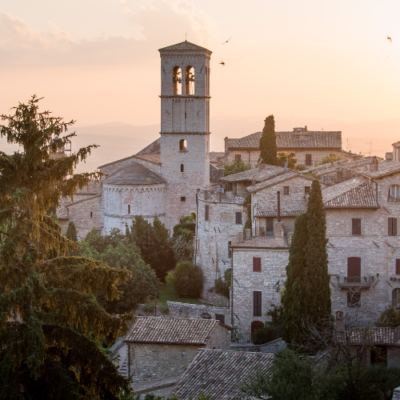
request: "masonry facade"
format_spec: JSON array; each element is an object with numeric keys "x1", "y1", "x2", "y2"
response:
[{"x1": 58, "y1": 41, "x2": 218, "y2": 237}]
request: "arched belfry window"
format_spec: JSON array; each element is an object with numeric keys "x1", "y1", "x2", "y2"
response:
[
  {"x1": 173, "y1": 66, "x2": 182, "y2": 95},
  {"x1": 179, "y1": 139, "x2": 187, "y2": 151},
  {"x1": 185, "y1": 66, "x2": 195, "y2": 95}
]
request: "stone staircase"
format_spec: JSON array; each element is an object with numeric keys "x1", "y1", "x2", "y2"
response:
[{"x1": 118, "y1": 357, "x2": 128, "y2": 378}]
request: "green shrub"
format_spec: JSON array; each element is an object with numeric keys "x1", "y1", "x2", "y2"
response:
[
  {"x1": 224, "y1": 268, "x2": 232, "y2": 285},
  {"x1": 214, "y1": 277, "x2": 230, "y2": 299},
  {"x1": 173, "y1": 261, "x2": 204, "y2": 298},
  {"x1": 252, "y1": 324, "x2": 282, "y2": 345},
  {"x1": 296, "y1": 164, "x2": 307, "y2": 171},
  {"x1": 319, "y1": 154, "x2": 343, "y2": 165},
  {"x1": 159, "y1": 303, "x2": 169, "y2": 315}
]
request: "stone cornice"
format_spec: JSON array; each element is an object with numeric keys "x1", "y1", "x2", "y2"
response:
[
  {"x1": 105, "y1": 213, "x2": 165, "y2": 219},
  {"x1": 161, "y1": 95, "x2": 211, "y2": 99},
  {"x1": 160, "y1": 132, "x2": 211, "y2": 136}
]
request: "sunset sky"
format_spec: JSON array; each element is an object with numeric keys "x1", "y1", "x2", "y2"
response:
[{"x1": 1, "y1": 0, "x2": 400, "y2": 159}]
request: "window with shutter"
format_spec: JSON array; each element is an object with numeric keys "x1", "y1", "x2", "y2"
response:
[
  {"x1": 352, "y1": 218, "x2": 361, "y2": 235},
  {"x1": 253, "y1": 291, "x2": 262, "y2": 316},
  {"x1": 305, "y1": 154, "x2": 312, "y2": 166},
  {"x1": 347, "y1": 257, "x2": 361, "y2": 283},
  {"x1": 388, "y1": 218, "x2": 398, "y2": 236},
  {"x1": 284, "y1": 186, "x2": 290, "y2": 195},
  {"x1": 205, "y1": 205, "x2": 209, "y2": 221},
  {"x1": 305, "y1": 186, "x2": 311, "y2": 194},
  {"x1": 253, "y1": 257, "x2": 261, "y2": 272},
  {"x1": 235, "y1": 154, "x2": 241, "y2": 161},
  {"x1": 396, "y1": 259, "x2": 400, "y2": 275},
  {"x1": 347, "y1": 292, "x2": 361, "y2": 307},
  {"x1": 266, "y1": 218, "x2": 274, "y2": 235},
  {"x1": 236, "y1": 212, "x2": 242, "y2": 224}
]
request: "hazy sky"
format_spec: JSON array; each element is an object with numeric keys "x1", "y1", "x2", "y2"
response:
[{"x1": 1, "y1": 0, "x2": 399, "y2": 129}]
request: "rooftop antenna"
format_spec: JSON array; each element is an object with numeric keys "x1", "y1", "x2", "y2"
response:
[{"x1": 184, "y1": 32, "x2": 189, "y2": 41}]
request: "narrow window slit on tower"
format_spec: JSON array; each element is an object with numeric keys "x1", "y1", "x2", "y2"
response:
[
  {"x1": 128, "y1": 205, "x2": 131, "y2": 214},
  {"x1": 180, "y1": 164, "x2": 184, "y2": 172}
]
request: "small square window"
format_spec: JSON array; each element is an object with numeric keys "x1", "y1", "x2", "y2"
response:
[
  {"x1": 305, "y1": 186, "x2": 311, "y2": 194},
  {"x1": 352, "y1": 218, "x2": 361, "y2": 235},
  {"x1": 90, "y1": 212, "x2": 93, "y2": 218},
  {"x1": 181, "y1": 197, "x2": 186, "y2": 202},
  {"x1": 215, "y1": 314, "x2": 225, "y2": 324},
  {"x1": 235, "y1": 154, "x2": 241, "y2": 161},
  {"x1": 128, "y1": 205, "x2": 131, "y2": 214},
  {"x1": 235, "y1": 212, "x2": 242, "y2": 224},
  {"x1": 283, "y1": 186, "x2": 289, "y2": 195},
  {"x1": 347, "y1": 292, "x2": 361, "y2": 307},
  {"x1": 205, "y1": 205, "x2": 209, "y2": 221}
]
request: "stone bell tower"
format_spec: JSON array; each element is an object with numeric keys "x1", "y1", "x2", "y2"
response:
[{"x1": 158, "y1": 41, "x2": 212, "y2": 230}]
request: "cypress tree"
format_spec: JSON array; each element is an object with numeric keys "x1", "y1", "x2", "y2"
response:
[
  {"x1": 0, "y1": 96, "x2": 133, "y2": 398},
  {"x1": 282, "y1": 180, "x2": 331, "y2": 348},
  {"x1": 282, "y1": 213, "x2": 308, "y2": 345},
  {"x1": 259, "y1": 115, "x2": 278, "y2": 165},
  {"x1": 65, "y1": 221, "x2": 78, "y2": 242},
  {"x1": 304, "y1": 180, "x2": 331, "y2": 325}
]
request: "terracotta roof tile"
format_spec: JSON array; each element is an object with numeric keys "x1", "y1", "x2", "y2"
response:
[
  {"x1": 159, "y1": 41, "x2": 212, "y2": 54},
  {"x1": 220, "y1": 165, "x2": 286, "y2": 183},
  {"x1": 359, "y1": 160, "x2": 400, "y2": 179},
  {"x1": 334, "y1": 327, "x2": 400, "y2": 346},
  {"x1": 247, "y1": 171, "x2": 314, "y2": 193},
  {"x1": 227, "y1": 131, "x2": 341, "y2": 150},
  {"x1": 124, "y1": 317, "x2": 222, "y2": 345},
  {"x1": 173, "y1": 349, "x2": 274, "y2": 400},
  {"x1": 104, "y1": 163, "x2": 165, "y2": 186},
  {"x1": 322, "y1": 177, "x2": 378, "y2": 209}
]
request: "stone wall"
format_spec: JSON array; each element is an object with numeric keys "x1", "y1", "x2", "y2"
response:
[{"x1": 227, "y1": 149, "x2": 342, "y2": 167}]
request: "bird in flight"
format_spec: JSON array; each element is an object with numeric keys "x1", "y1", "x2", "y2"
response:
[
  {"x1": 221, "y1": 37, "x2": 232, "y2": 45},
  {"x1": 387, "y1": 36, "x2": 392, "y2": 43},
  {"x1": 219, "y1": 61, "x2": 225, "y2": 66}
]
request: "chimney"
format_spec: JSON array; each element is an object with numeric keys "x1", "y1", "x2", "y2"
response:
[
  {"x1": 336, "y1": 168, "x2": 343, "y2": 183},
  {"x1": 386, "y1": 152, "x2": 393, "y2": 161},
  {"x1": 370, "y1": 156, "x2": 379, "y2": 172},
  {"x1": 305, "y1": 125, "x2": 308, "y2": 131},
  {"x1": 335, "y1": 311, "x2": 344, "y2": 332},
  {"x1": 224, "y1": 137, "x2": 229, "y2": 153},
  {"x1": 344, "y1": 169, "x2": 352, "y2": 180},
  {"x1": 259, "y1": 161, "x2": 265, "y2": 171}
]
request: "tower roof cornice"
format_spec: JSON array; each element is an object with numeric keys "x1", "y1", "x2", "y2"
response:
[{"x1": 158, "y1": 40, "x2": 212, "y2": 55}]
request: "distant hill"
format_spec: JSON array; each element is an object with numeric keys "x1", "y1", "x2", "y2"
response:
[{"x1": 2, "y1": 117, "x2": 399, "y2": 173}]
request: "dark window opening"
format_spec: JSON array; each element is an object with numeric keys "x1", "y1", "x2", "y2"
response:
[
  {"x1": 90, "y1": 212, "x2": 93, "y2": 218},
  {"x1": 253, "y1": 291, "x2": 262, "y2": 316},
  {"x1": 347, "y1": 292, "x2": 361, "y2": 307},
  {"x1": 228, "y1": 241, "x2": 232, "y2": 258},
  {"x1": 393, "y1": 288, "x2": 400, "y2": 307},
  {"x1": 347, "y1": 257, "x2": 361, "y2": 283},
  {"x1": 235, "y1": 154, "x2": 241, "y2": 161},
  {"x1": 181, "y1": 197, "x2": 186, "y2": 202},
  {"x1": 305, "y1": 186, "x2": 311, "y2": 194},
  {"x1": 180, "y1": 164, "x2": 184, "y2": 172},
  {"x1": 235, "y1": 212, "x2": 242, "y2": 225},
  {"x1": 352, "y1": 218, "x2": 361, "y2": 235},
  {"x1": 253, "y1": 257, "x2": 261, "y2": 272},
  {"x1": 388, "y1": 218, "x2": 397, "y2": 236},
  {"x1": 179, "y1": 139, "x2": 187, "y2": 151},
  {"x1": 396, "y1": 259, "x2": 400, "y2": 275},
  {"x1": 215, "y1": 314, "x2": 225, "y2": 324},
  {"x1": 371, "y1": 346, "x2": 387, "y2": 365},
  {"x1": 266, "y1": 218, "x2": 274, "y2": 236},
  {"x1": 205, "y1": 205, "x2": 209, "y2": 221},
  {"x1": 305, "y1": 154, "x2": 312, "y2": 166},
  {"x1": 251, "y1": 321, "x2": 264, "y2": 342},
  {"x1": 128, "y1": 205, "x2": 131, "y2": 214},
  {"x1": 283, "y1": 186, "x2": 289, "y2": 195}
]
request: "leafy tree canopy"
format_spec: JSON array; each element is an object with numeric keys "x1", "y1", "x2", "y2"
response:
[
  {"x1": 319, "y1": 154, "x2": 343, "y2": 165},
  {"x1": 277, "y1": 152, "x2": 298, "y2": 170},
  {"x1": 79, "y1": 228, "x2": 161, "y2": 314},
  {"x1": 0, "y1": 96, "x2": 133, "y2": 398},
  {"x1": 65, "y1": 221, "x2": 78, "y2": 242},
  {"x1": 127, "y1": 216, "x2": 175, "y2": 280},
  {"x1": 224, "y1": 159, "x2": 252, "y2": 176}
]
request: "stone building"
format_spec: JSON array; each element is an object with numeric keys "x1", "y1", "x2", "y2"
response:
[
  {"x1": 224, "y1": 159, "x2": 400, "y2": 339},
  {"x1": 172, "y1": 349, "x2": 274, "y2": 400},
  {"x1": 123, "y1": 317, "x2": 231, "y2": 393},
  {"x1": 58, "y1": 40, "x2": 220, "y2": 238},
  {"x1": 223, "y1": 126, "x2": 342, "y2": 167}
]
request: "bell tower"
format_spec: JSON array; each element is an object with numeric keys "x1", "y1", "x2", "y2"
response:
[{"x1": 158, "y1": 41, "x2": 212, "y2": 230}]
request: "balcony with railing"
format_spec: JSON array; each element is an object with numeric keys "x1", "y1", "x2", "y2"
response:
[
  {"x1": 203, "y1": 189, "x2": 247, "y2": 204},
  {"x1": 230, "y1": 226, "x2": 290, "y2": 248},
  {"x1": 336, "y1": 275, "x2": 374, "y2": 289}
]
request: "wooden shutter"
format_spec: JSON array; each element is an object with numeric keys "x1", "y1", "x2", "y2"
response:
[
  {"x1": 253, "y1": 291, "x2": 262, "y2": 316},
  {"x1": 306, "y1": 154, "x2": 312, "y2": 166},
  {"x1": 352, "y1": 219, "x2": 361, "y2": 235},
  {"x1": 215, "y1": 314, "x2": 225, "y2": 324},
  {"x1": 205, "y1": 205, "x2": 209, "y2": 221},
  {"x1": 284, "y1": 186, "x2": 289, "y2": 195},
  {"x1": 394, "y1": 218, "x2": 398, "y2": 236},
  {"x1": 236, "y1": 212, "x2": 242, "y2": 224},
  {"x1": 389, "y1": 218, "x2": 398, "y2": 236},
  {"x1": 396, "y1": 259, "x2": 400, "y2": 275},
  {"x1": 253, "y1": 257, "x2": 261, "y2": 272},
  {"x1": 347, "y1": 257, "x2": 361, "y2": 283}
]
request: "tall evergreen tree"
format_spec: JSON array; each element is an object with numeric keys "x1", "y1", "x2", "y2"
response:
[
  {"x1": 65, "y1": 221, "x2": 78, "y2": 242},
  {"x1": 259, "y1": 115, "x2": 278, "y2": 165},
  {"x1": 282, "y1": 180, "x2": 331, "y2": 348},
  {"x1": 282, "y1": 213, "x2": 308, "y2": 345},
  {"x1": 0, "y1": 96, "x2": 133, "y2": 398}
]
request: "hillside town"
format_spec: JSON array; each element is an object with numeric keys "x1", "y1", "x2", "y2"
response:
[{"x1": 38, "y1": 41, "x2": 400, "y2": 399}]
